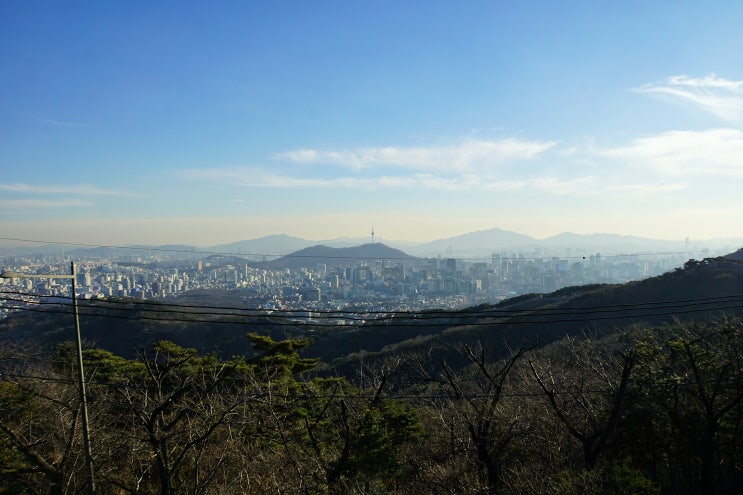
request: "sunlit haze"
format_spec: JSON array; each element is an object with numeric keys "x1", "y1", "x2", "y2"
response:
[{"x1": 2, "y1": 2, "x2": 743, "y2": 246}]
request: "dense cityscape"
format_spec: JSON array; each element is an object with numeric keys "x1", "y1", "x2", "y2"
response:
[{"x1": 0, "y1": 242, "x2": 711, "y2": 321}]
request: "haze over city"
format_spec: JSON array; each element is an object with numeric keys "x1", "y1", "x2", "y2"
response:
[{"x1": 3, "y1": 2, "x2": 743, "y2": 246}]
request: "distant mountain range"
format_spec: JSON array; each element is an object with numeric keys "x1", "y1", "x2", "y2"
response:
[
  {"x1": 2, "y1": 227, "x2": 742, "y2": 259},
  {"x1": 412, "y1": 229, "x2": 743, "y2": 258}
]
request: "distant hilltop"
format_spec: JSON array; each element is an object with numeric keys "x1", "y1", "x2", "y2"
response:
[{"x1": 260, "y1": 243, "x2": 418, "y2": 270}]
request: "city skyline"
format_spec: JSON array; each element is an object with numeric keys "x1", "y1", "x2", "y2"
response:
[{"x1": 3, "y1": 2, "x2": 743, "y2": 245}]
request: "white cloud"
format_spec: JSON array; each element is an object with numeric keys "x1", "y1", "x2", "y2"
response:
[
  {"x1": 0, "y1": 183, "x2": 130, "y2": 196},
  {"x1": 185, "y1": 134, "x2": 703, "y2": 199},
  {"x1": 600, "y1": 128, "x2": 743, "y2": 177},
  {"x1": 271, "y1": 138, "x2": 557, "y2": 172},
  {"x1": 635, "y1": 74, "x2": 743, "y2": 125},
  {"x1": 182, "y1": 136, "x2": 564, "y2": 194}
]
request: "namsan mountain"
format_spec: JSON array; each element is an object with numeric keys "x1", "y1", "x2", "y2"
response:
[{"x1": 261, "y1": 242, "x2": 418, "y2": 270}]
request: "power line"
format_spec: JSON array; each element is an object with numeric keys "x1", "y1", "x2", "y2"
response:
[
  {"x1": 1, "y1": 370, "x2": 737, "y2": 401},
  {"x1": 0, "y1": 369, "x2": 606, "y2": 399},
  {"x1": 3, "y1": 289, "x2": 743, "y2": 321},
  {"x1": 2, "y1": 289, "x2": 743, "y2": 321},
  {"x1": 2, "y1": 295, "x2": 742, "y2": 328},
  {"x1": 6, "y1": 288, "x2": 740, "y2": 315}
]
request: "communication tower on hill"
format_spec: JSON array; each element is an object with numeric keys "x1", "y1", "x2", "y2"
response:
[{"x1": 371, "y1": 226, "x2": 375, "y2": 244}]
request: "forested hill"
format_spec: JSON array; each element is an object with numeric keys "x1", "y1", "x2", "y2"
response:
[
  {"x1": 725, "y1": 246, "x2": 743, "y2": 260},
  {"x1": 312, "y1": 256, "x2": 743, "y2": 373},
  {"x1": 2, "y1": 255, "x2": 743, "y2": 370},
  {"x1": 259, "y1": 242, "x2": 418, "y2": 269}
]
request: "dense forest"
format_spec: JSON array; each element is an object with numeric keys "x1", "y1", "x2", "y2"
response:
[
  {"x1": 2, "y1": 317, "x2": 743, "y2": 494},
  {"x1": 2, "y1": 257, "x2": 743, "y2": 494}
]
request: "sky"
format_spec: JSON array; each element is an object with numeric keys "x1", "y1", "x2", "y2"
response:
[{"x1": 2, "y1": 1, "x2": 743, "y2": 247}]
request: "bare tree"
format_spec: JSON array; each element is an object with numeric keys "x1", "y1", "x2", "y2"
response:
[
  {"x1": 415, "y1": 341, "x2": 528, "y2": 494},
  {"x1": 528, "y1": 335, "x2": 635, "y2": 470},
  {"x1": 632, "y1": 318, "x2": 743, "y2": 495},
  {"x1": 0, "y1": 342, "x2": 88, "y2": 494}
]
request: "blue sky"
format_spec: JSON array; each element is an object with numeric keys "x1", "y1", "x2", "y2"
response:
[{"x1": 2, "y1": 1, "x2": 743, "y2": 246}]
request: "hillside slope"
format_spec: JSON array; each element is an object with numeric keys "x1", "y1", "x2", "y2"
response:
[
  {"x1": 313, "y1": 256, "x2": 743, "y2": 375},
  {"x1": 3, "y1": 256, "x2": 743, "y2": 376}
]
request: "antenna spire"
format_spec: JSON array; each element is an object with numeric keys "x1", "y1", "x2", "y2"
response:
[{"x1": 371, "y1": 226, "x2": 375, "y2": 244}]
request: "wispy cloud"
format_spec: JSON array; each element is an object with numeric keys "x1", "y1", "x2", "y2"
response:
[
  {"x1": 184, "y1": 133, "x2": 702, "y2": 198},
  {"x1": 600, "y1": 128, "x2": 743, "y2": 177},
  {"x1": 635, "y1": 74, "x2": 743, "y2": 125},
  {"x1": 0, "y1": 183, "x2": 130, "y2": 196},
  {"x1": 253, "y1": 173, "x2": 531, "y2": 192},
  {"x1": 182, "y1": 136, "x2": 573, "y2": 194},
  {"x1": 184, "y1": 166, "x2": 606, "y2": 194},
  {"x1": 29, "y1": 115, "x2": 84, "y2": 128},
  {"x1": 605, "y1": 183, "x2": 687, "y2": 194},
  {"x1": 531, "y1": 176, "x2": 598, "y2": 195},
  {"x1": 0, "y1": 199, "x2": 92, "y2": 208},
  {"x1": 186, "y1": 169, "x2": 515, "y2": 191},
  {"x1": 271, "y1": 138, "x2": 557, "y2": 172}
]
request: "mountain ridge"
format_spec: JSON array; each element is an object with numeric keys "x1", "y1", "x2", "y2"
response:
[
  {"x1": 312, "y1": 254, "x2": 743, "y2": 373},
  {"x1": 2, "y1": 227, "x2": 741, "y2": 258}
]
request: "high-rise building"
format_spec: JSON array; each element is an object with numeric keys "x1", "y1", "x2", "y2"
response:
[{"x1": 299, "y1": 286, "x2": 321, "y2": 302}]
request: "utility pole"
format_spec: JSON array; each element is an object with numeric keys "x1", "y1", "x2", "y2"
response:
[
  {"x1": 0, "y1": 263, "x2": 95, "y2": 494},
  {"x1": 70, "y1": 262, "x2": 95, "y2": 494}
]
